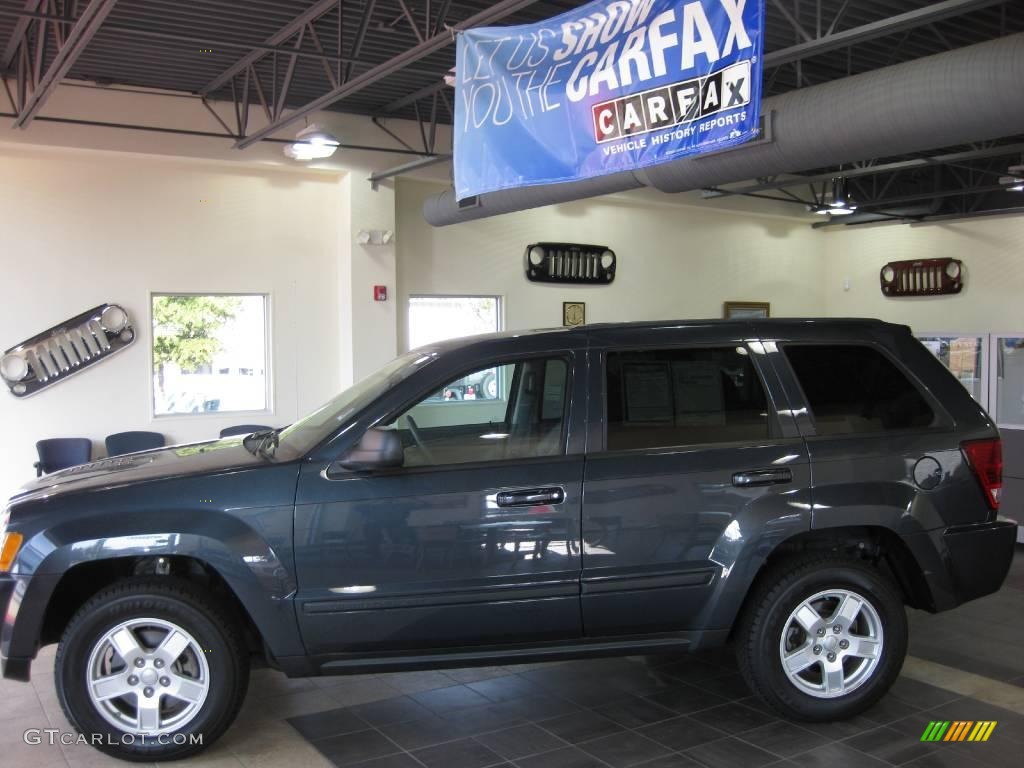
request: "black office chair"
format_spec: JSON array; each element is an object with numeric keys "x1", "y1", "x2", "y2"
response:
[
  {"x1": 219, "y1": 424, "x2": 272, "y2": 438},
  {"x1": 35, "y1": 438, "x2": 92, "y2": 476},
  {"x1": 105, "y1": 431, "x2": 165, "y2": 457}
]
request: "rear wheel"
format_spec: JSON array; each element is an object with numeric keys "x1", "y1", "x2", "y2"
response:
[
  {"x1": 55, "y1": 578, "x2": 248, "y2": 761},
  {"x1": 736, "y1": 556, "x2": 906, "y2": 721}
]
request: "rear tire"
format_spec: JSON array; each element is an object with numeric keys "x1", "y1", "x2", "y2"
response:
[
  {"x1": 55, "y1": 577, "x2": 249, "y2": 762},
  {"x1": 736, "y1": 555, "x2": 907, "y2": 722}
]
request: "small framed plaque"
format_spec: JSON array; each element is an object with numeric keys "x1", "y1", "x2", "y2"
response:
[
  {"x1": 723, "y1": 301, "x2": 770, "y2": 319},
  {"x1": 563, "y1": 302, "x2": 586, "y2": 327}
]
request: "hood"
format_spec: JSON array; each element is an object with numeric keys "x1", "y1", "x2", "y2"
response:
[{"x1": 7, "y1": 437, "x2": 269, "y2": 507}]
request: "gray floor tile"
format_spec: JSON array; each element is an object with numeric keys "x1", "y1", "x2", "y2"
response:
[
  {"x1": 537, "y1": 710, "x2": 625, "y2": 744},
  {"x1": 689, "y1": 702, "x2": 777, "y2": 734},
  {"x1": 513, "y1": 747, "x2": 607, "y2": 768},
  {"x1": 351, "y1": 696, "x2": 434, "y2": 727},
  {"x1": 790, "y1": 742, "x2": 891, "y2": 768},
  {"x1": 684, "y1": 736, "x2": 779, "y2": 768},
  {"x1": 412, "y1": 685, "x2": 493, "y2": 714},
  {"x1": 413, "y1": 737, "x2": 503, "y2": 768},
  {"x1": 594, "y1": 696, "x2": 679, "y2": 728},
  {"x1": 288, "y1": 707, "x2": 369, "y2": 741},
  {"x1": 475, "y1": 724, "x2": 569, "y2": 761},
  {"x1": 645, "y1": 683, "x2": 728, "y2": 715},
  {"x1": 576, "y1": 731, "x2": 671, "y2": 768},
  {"x1": 843, "y1": 725, "x2": 934, "y2": 765},
  {"x1": 739, "y1": 722, "x2": 831, "y2": 759},
  {"x1": 314, "y1": 729, "x2": 403, "y2": 767},
  {"x1": 638, "y1": 716, "x2": 729, "y2": 752}
]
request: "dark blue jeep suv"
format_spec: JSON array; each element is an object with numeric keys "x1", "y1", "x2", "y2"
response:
[{"x1": 0, "y1": 319, "x2": 1016, "y2": 761}]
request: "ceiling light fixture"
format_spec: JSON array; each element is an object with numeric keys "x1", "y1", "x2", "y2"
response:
[
  {"x1": 807, "y1": 176, "x2": 858, "y2": 216},
  {"x1": 999, "y1": 163, "x2": 1024, "y2": 192},
  {"x1": 284, "y1": 124, "x2": 341, "y2": 161}
]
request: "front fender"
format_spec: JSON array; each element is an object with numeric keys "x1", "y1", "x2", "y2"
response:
[{"x1": 5, "y1": 466, "x2": 304, "y2": 664}]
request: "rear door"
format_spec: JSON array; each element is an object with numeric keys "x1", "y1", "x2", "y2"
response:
[{"x1": 581, "y1": 325, "x2": 812, "y2": 637}]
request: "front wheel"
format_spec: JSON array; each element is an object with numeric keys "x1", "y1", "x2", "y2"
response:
[
  {"x1": 736, "y1": 556, "x2": 907, "y2": 721},
  {"x1": 55, "y1": 578, "x2": 249, "y2": 761}
]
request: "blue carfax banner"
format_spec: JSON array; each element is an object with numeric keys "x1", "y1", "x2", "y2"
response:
[{"x1": 454, "y1": 0, "x2": 764, "y2": 199}]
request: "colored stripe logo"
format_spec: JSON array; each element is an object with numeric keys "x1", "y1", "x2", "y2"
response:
[{"x1": 920, "y1": 721, "x2": 997, "y2": 742}]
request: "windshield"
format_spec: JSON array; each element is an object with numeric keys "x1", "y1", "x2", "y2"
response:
[{"x1": 275, "y1": 349, "x2": 438, "y2": 458}]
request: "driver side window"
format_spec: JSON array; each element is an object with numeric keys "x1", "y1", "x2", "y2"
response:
[{"x1": 385, "y1": 357, "x2": 569, "y2": 467}]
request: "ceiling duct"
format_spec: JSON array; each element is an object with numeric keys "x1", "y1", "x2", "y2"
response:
[{"x1": 423, "y1": 32, "x2": 1024, "y2": 227}]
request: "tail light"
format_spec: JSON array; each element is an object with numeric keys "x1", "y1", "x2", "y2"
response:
[{"x1": 961, "y1": 438, "x2": 1002, "y2": 510}]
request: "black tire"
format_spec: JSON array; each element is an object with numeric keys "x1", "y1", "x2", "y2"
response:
[
  {"x1": 54, "y1": 577, "x2": 249, "y2": 762},
  {"x1": 735, "y1": 555, "x2": 907, "y2": 722}
]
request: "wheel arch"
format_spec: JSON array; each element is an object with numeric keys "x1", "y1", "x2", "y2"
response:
[{"x1": 727, "y1": 525, "x2": 936, "y2": 642}]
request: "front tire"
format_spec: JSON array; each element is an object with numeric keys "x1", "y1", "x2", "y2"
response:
[
  {"x1": 55, "y1": 578, "x2": 249, "y2": 762},
  {"x1": 736, "y1": 556, "x2": 907, "y2": 722}
]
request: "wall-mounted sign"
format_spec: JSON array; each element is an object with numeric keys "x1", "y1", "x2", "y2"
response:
[
  {"x1": 526, "y1": 243, "x2": 616, "y2": 284},
  {"x1": 454, "y1": 0, "x2": 765, "y2": 199},
  {"x1": 1, "y1": 304, "x2": 135, "y2": 398},
  {"x1": 880, "y1": 259, "x2": 963, "y2": 296}
]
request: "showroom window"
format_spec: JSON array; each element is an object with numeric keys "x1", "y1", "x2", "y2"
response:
[
  {"x1": 407, "y1": 295, "x2": 502, "y2": 401},
  {"x1": 785, "y1": 345, "x2": 935, "y2": 435},
  {"x1": 151, "y1": 293, "x2": 269, "y2": 416},
  {"x1": 605, "y1": 347, "x2": 770, "y2": 451},
  {"x1": 385, "y1": 356, "x2": 568, "y2": 467},
  {"x1": 993, "y1": 336, "x2": 1024, "y2": 429},
  {"x1": 917, "y1": 334, "x2": 987, "y2": 406}
]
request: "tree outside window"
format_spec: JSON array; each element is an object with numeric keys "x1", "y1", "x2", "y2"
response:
[{"x1": 152, "y1": 294, "x2": 268, "y2": 415}]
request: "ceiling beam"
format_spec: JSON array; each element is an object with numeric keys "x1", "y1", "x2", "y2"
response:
[
  {"x1": 705, "y1": 142, "x2": 1024, "y2": 197},
  {"x1": 200, "y1": 0, "x2": 340, "y2": 96},
  {"x1": 383, "y1": 79, "x2": 446, "y2": 113},
  {"x1": 13, "y1": 0, "x2": 118, "y2": 128},
  {"x1": 368, "y1": 153, "x2": 452, "y2": 186},
  {"x1": 1, "y1": 0, "x2": 44, "y2": 72},
  {"x1": 235, "y1": 0, "x2": 541, "y2": 150},
  {"x1": 763, "y1": 0, "x2": 1011, "y2": 68}
]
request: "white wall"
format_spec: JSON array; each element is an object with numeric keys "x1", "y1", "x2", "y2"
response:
[
  {"x1": 818, "y1": 214, "x2": 1024, "y2": 334},
  {"x1": 0, "y1": 144, "x2": 342, "y2": 498},
  {"x1": 396, "y1": 179, "x2": 827, "y2": 348}
]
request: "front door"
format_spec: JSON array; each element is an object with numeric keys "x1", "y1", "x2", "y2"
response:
[
  {"x1": 581, "y1": 333, "x2": 812, "y2": 637},
  {"x1": 294, "y1": 350, "x2": 586, "y2": 656}
]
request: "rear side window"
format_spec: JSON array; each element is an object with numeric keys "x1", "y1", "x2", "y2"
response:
[
  {"x1": 606, "y1": 347, "x2": 770, "y2": 451},
  {"x1": 784, "y1": 345, "x2": 935, "y2": 435}
]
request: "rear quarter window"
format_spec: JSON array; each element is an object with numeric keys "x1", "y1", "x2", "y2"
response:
[{"x1": 784, "y1": 344, "x2": 936, "y2": 435}]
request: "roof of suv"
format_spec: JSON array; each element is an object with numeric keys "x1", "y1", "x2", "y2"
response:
[{"x1": 425, "y1": 318, "x2": 906, "y2": 352}]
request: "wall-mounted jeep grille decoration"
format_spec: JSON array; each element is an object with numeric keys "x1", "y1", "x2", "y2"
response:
[
  {"x1": 880, "y1": 258, "x2": 963, "y2": 297},
  {"x1": 525, "y1": 243, "x2": 616, "y2": 284},
  {"x1": 1, "y1": 304, "x2": 135, "y2": 397}
]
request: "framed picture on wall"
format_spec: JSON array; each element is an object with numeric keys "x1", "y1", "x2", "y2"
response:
[
  {"x1": 723, "y1": 301, "x2": 770, "y2": 319},
  {"x1": 563, "y1": 302, "x2": 586, "y2": 327}
]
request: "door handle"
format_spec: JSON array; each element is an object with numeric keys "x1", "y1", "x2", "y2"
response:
[
  {"x1": 732, "y1": 468, "x2": 793, "y2": 487},
  {"x1": 496, "y1": 487, "x2": 565, "y2": 507}
]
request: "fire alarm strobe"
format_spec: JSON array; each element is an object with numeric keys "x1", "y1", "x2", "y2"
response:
[
  {"x1": 374, "y1": 285, "x2": 388, "y2": 302},
  {"x1": 880, "y1": 258, "x2": 963, "y2": 296}
]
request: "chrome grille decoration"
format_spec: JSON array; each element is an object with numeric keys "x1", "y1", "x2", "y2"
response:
[{"x1": 2, "y1": 304, "x2": 135, "y2": 398}]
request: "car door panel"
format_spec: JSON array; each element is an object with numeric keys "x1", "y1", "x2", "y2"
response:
[
  {"x1": 293, "y1": 343, "x2": 587, "y2": 657},
  {"x1": 580, "y1": 335, "x2": 811, "y2": 638}
]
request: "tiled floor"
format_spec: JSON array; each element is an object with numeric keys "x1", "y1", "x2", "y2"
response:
[{"x1": 2, "y1": 548, "x2": 1023, "y2": 768}]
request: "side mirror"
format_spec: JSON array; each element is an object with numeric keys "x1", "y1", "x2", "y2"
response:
[{"x1": 336, "y1": 428, "x2": 404, "y2": 472}]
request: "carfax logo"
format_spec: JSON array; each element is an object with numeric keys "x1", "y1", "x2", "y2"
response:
[
  {"x1": 592, "y1": 59, "x2": 750, "y2": 142},
  {"x1": 920, "y1": 721, "x2": 997, "y2": 742}
]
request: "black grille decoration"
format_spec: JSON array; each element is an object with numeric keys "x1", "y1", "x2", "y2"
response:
[{"x1": 525, "y1": 243, "x2": 616, "y2": 284}]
